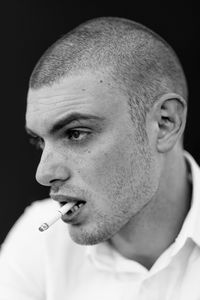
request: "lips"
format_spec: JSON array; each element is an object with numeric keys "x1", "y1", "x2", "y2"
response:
[{"x1": 51, "y1": 194, "x2": 85, "y2": 205}]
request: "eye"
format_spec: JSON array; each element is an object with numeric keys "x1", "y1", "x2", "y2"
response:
[{"x1": 67, "y1": 129, "x2": 91, "y2": 142}]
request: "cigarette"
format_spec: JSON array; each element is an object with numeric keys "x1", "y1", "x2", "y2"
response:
[{"x1": 38, "y1": 202, "x2": 74, "y2": 232}]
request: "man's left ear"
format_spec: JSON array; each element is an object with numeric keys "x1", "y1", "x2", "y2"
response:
[{"x1": 153, "y1": 93, "x2": 187, "y2": 153}]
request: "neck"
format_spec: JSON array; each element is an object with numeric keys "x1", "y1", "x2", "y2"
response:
[{"x1": 109, "y1": 149, "x2": 192, "y2": 269}]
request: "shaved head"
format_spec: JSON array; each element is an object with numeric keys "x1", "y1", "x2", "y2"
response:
[{"x1": 29, "y1": 17, "x2": 188, "y2": 137}]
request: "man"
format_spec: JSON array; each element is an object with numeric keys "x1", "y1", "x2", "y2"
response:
[{"x1": 0, "y1": 17, "x2": 199, "y2": 300}]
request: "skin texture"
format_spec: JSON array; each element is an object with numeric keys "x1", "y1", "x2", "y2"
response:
[{"x1": 26, "y1": 71, "x2": 190, "y2": 268}]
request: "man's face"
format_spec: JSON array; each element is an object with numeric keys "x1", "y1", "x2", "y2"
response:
[{"x1": 26, "y1": 71, "x2": 159, "y2": 245}]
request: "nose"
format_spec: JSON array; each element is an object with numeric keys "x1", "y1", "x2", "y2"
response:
[{"x1": 35, "y1": 146, "x2": 71, "y2": 187}]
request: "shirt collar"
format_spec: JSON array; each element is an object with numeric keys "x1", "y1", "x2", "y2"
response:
[{"x1": 172, "y1": 152, "x2": 200, "y2": 251}]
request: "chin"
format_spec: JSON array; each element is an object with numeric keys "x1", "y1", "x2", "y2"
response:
[{"x1": 68, "y1": 225, "x2": 112, "y2": 246}]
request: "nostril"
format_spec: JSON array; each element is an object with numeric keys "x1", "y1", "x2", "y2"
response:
[{"x1": 49, "y1": 179, "x2": 59, "y2": 184}]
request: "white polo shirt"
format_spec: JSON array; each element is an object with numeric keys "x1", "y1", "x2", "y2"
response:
[{"x1": 0, "y1": 152, "x2": 200, "y2": 300}]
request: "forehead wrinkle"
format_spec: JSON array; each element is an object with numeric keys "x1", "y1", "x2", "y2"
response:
[
  {"x1": 28, "y1": 75, "x2": 111, "y2": 106},
  {"x1": 28, "y1": 94, "x2": 91, "y2": 105},
  {"x1": 29, "y1": 97, "x2": 88, "y2": 106},
  {"x1": 30, "y1": 91, "x2": 90, "y2": 101},
  {"x1": 27, "y1": 97, "x2": 93, "y2": 116}
]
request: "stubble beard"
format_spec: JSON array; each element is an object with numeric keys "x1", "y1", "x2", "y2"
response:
[{"x1": 69, "y1": 137, "x2": 156, "y2": 246}]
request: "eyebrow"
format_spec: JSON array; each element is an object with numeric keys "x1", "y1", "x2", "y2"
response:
[{"x1": 25, "y1": 113, "x2": 105, "y2": 137}]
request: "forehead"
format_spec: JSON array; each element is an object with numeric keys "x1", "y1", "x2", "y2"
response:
[{"x1": 26, "y1": 72, "x2": 130, "y2": 135}]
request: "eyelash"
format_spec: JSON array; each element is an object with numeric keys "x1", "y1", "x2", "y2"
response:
[{"x1": 29, "y1": 128, "x2": 92, "y2": 150}]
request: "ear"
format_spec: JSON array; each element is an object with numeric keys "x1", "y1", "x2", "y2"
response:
[{"x1": 153, "y1": 93, "x2": 187, "y2": 153}]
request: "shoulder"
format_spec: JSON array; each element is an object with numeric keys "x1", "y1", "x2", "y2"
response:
[
  {"x1": 0, "y1": 200, "x2": 56, "y2": 298},
  {"x1": 0, "y1": 199, "x2": 87, "y2": 298}
]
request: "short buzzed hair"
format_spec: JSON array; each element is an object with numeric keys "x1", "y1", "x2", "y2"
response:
[{"x1": 29, "y1": 17, "x2": 188, "y2": 138}]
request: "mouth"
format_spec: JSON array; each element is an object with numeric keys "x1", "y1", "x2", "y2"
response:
[
  {"x1": 61, "y1": 200, "x2": 85, "y2": 214},
  {"x1": 51, "y1": 194, "x2": 86, "y2": 222}
]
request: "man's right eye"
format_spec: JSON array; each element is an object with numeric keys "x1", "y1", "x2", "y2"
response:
[{"x1": 29, "y1": 136, "x2": 44, "y2": 150}]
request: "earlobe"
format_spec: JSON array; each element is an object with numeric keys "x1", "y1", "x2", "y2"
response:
[{"x1": 155, "y1": 93, "x2": 187, "y2": 153}]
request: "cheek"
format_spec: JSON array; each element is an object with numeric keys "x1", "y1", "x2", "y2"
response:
[
  {"x1": 80, "y1": 142, "x2": 142, "y2": 202},
  {"x1": 78, "y1": 135, "x2": 159, "y2": 215}
]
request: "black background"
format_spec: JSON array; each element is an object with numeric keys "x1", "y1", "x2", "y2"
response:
[{"x1": 0, "y1": 1, "x2": 199, "y2": 245}]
